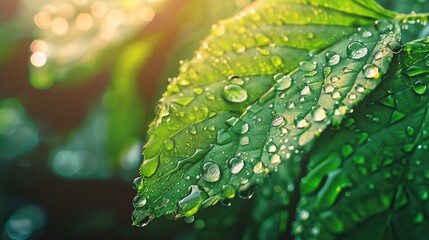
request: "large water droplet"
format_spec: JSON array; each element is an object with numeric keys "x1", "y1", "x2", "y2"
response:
[
  {"x1": 240, "y1": 136, "x2": 250, "y2": 146},
  {"x1": 271, "y1": 154, "x2": 281, "y2": 165},
  {"x1": 133, "y1": 176, "x2": 143, "y2": 190},
  {"x1": 133, "y1": 195, "x2": 147, "y2": 208},
  {"x1": 193, "y1": 88, "x2": 203, "y2": 95},
  {"x1": 301, "y1": 85, "x2": 311, "y2": 96},
  {"x1": 229, "y1": 157, "x2": 244, "y2": 174},
  {"x1": 132, "y1": 210, "x2": 153, "y2": 227},
  {"x1": 363, "y1": 64, "x2": 379, "y2": 79},
  {"x1": 202, "y1": 162, "x2": 220, "y2": 183},
  {"x1": 375, "y1": 19, "x2": 393, "y2": 33},
  {"x1": 299, "y1": 61, "x2": 317, "y2": 71},
  {"x1": 217, "y1": 129, "x2": 232, "y2": 145},
  {"x1": 266, "y1": 142, "x2": 277, "y2": 153},
  {"x1": 296, "y1": 119, "x2": 310, "y2": 129},
  {"x1": 326, "y1": 51, "x2": 340, "y2": 66},
  {"x1": 406, "y1": 126, "x2": 415, "y2": 137},
  {"x1": 240, "y1": 123, "x2": 249, "y2": 134},
  {"x1": 222, "y1": 84, "x2": 248, "y2": 103},
  {"x1": 221, "y1": 184, "x2": 236, "y2": 198},
  {"x1": 188, "y1": 125, "x2": 197, "y2": 135},
  {"x1": 313, "y1": 107, "x2": 327, "y2": 121},
  {"x1": 164, "y1": 139, "x2": 175, "y2": 151},
  {"x1": 324, "y1": 84, "x2": 335, "y2": 94},
  {"x1": 238, "y1": 186, "x2": 255, "y2": 199},
  {"x1": 412, "y1": 81, "x2": 427, "y2": 95},
  {"x1": 178, "y1": 185, "x2": 206, "y2": 216},
  {"x1": 228, "y1": 75, "x2": 244, "y2": 85},
  {"x1": 272, "y1": 115, "x2": 285, "y2": 127},
  {"x1": 347, "y1": 41, "x2": 368, "y2": 60},
  {"x1": 253, "y1": 162, "x2": 264, "y2": 173},
  {"x1": 274, "y1": 73, "x2": 292, "y2": 90},
  {"x1": 271, "y1": 55, "x2": 283, "y2": 67}
]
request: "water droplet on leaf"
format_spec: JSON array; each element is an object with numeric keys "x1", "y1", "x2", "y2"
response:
[
  {"x1": 229, "y1": 157, "x2": 244, "y2": 174},
  {"x1": 202, "y1": 162, "x2": 220, "y2": 182},
  {"x1": 347, "y1": 41, "x2": 368, "y2": 60},
  {"x1": 222, "y1": 84, "x2": 248, "y2": 103}
]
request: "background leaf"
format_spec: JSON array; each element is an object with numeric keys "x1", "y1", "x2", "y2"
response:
[{"x1": 293, "y1": 38, "x2": 429, "y2": 240}]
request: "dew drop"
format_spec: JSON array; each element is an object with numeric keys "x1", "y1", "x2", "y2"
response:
[
  {"x1": 347, "y1": 41, "x2": 368, "y2": 60},
  {"x1": 238, "y1": 186, "x2": 255, "y2": 199},
  {"x1": 193, "y1": 88, "x2": 203, "y2": 95},
  {"x1": 221, "y1": 199, "x2": 231, "y2": 207},
  {"x1": 271, "y1": 55, "x2": 283, "y2": 67},
  {"x1": 132, "y1": 210, "x2": 153, "y2": 227},
  {"x1": 313, "y1": 107, "x2": 327, "y2": 121},
  {"x1": 221, "y1": 184, "x2": 236, "y2": 199},
  {"x1": 222, "y1": 84, "x2": 248, "y2": 103},
  {"x1": 133, "y1": 176, "x2": 143, "y2": 190},
  {"x1": 228, "y1": 75, "x2": 244, "y2": 85},
  {"x1": 332, "y1": 91, "x2": 341, "y2": 99},
  {"x1": 375, "y1": 19, "x2": 393, "y2": 33},
  {"x1": 406, "y1": 126, "x2": 415, "y2": 137},
  {"x1": 133, "y1": 195, "x2": 147, "y2": 208},
  {"x1": 253, "y1": 162, "x2": 264, "y2": 173},
  {"x1": 326, "y1": 51, "x2": 340, "y2": 66},
  {"x1": 229, "y1": 157, "x2": 244, "y2": 174},
  {"x1": 184, "y1": 216, "x2": 195, "y2": 223},
  {"x1": 272, "y1": 115, "x2": 285, "y2": 127},
  {"x1": 363, "y1": 64, "x2": 379, "y2": 79},
  {"x1": 324, "y1": 84, "x2": 335, "y2": 94},
  {"x1": 266, "y1": 142, "x2": 277, "y2": 153},
  {"x1": 274, "y1": 74, "x2": 292, "y2": 90},
  {"x1": 271, "y1": 154, "x2": 281, "y2": 165},
  {"x1": 217, "y1": 129, "x2": 232, "y2": 145},
  {"x1": 360, "y1": 28, "x2": 373, "y2": 38},
  {"x1": 178, "y1": 78, "x2": 190, "y2": 86},
  {"x1": 202, "y1": 162, "x2": 220, "y2": 182},
  {"x1": 299, "y1": 61, "x2": 317, "y2": 71},
  {"x1": 164, "y1": 139, "x2": 175, "y2": 151},
  {"x1": 240, "y1": 136, "x2": 250, "y2": 146},
  {"x1": 388, "y1": 41, "x2": 402, "y2": 53},
  {"x1": 301, "y1": 85, "x2": 311, "y2": 96},
  {"x1": 178, "y1": 185, "x2": 206, "y2": 216},
  {"x1": 188, "y1": 125, "x2": 197, "y2": 135},
  {"x1": 412, "y1": 81, "x2": 427, "y2": 95},
  {"x1": 296, "y1": 119, "x2": 310, "y2": 129},
  {"x1": 241, "y1": 123, "x2": 249, "y2": 134}
]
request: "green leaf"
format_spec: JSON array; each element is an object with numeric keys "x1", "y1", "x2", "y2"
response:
[
  {"x1": 133, "y1": 0, "x2": 401, "y2": 225},
  {"x1": 293, "y1": 38, "x2": 429, "y2": 240}
]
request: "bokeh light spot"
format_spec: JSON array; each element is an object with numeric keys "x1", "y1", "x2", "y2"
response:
[
  {"x1": 30, "y1": 52, "x2": 47, "y2": 67},
  {"x1": 51, "y1": 17, "x2": 69, "y2": 35},
  {"x1": 76, "y1": 13, "x2": 94, "y2": 31}
]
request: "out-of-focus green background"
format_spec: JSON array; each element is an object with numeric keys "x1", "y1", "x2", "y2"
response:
[{"x1": 0, "y1": 0, "x2": 428, "y2": 239}]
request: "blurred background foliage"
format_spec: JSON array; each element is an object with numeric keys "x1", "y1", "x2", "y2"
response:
[{"x1": 0, "y1": 0, "x2": 428, "y2": 239}]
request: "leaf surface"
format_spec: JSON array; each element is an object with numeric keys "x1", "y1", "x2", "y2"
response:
[{"x1": 133, "y1": 0, "x2": 401, "y2": 225}]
